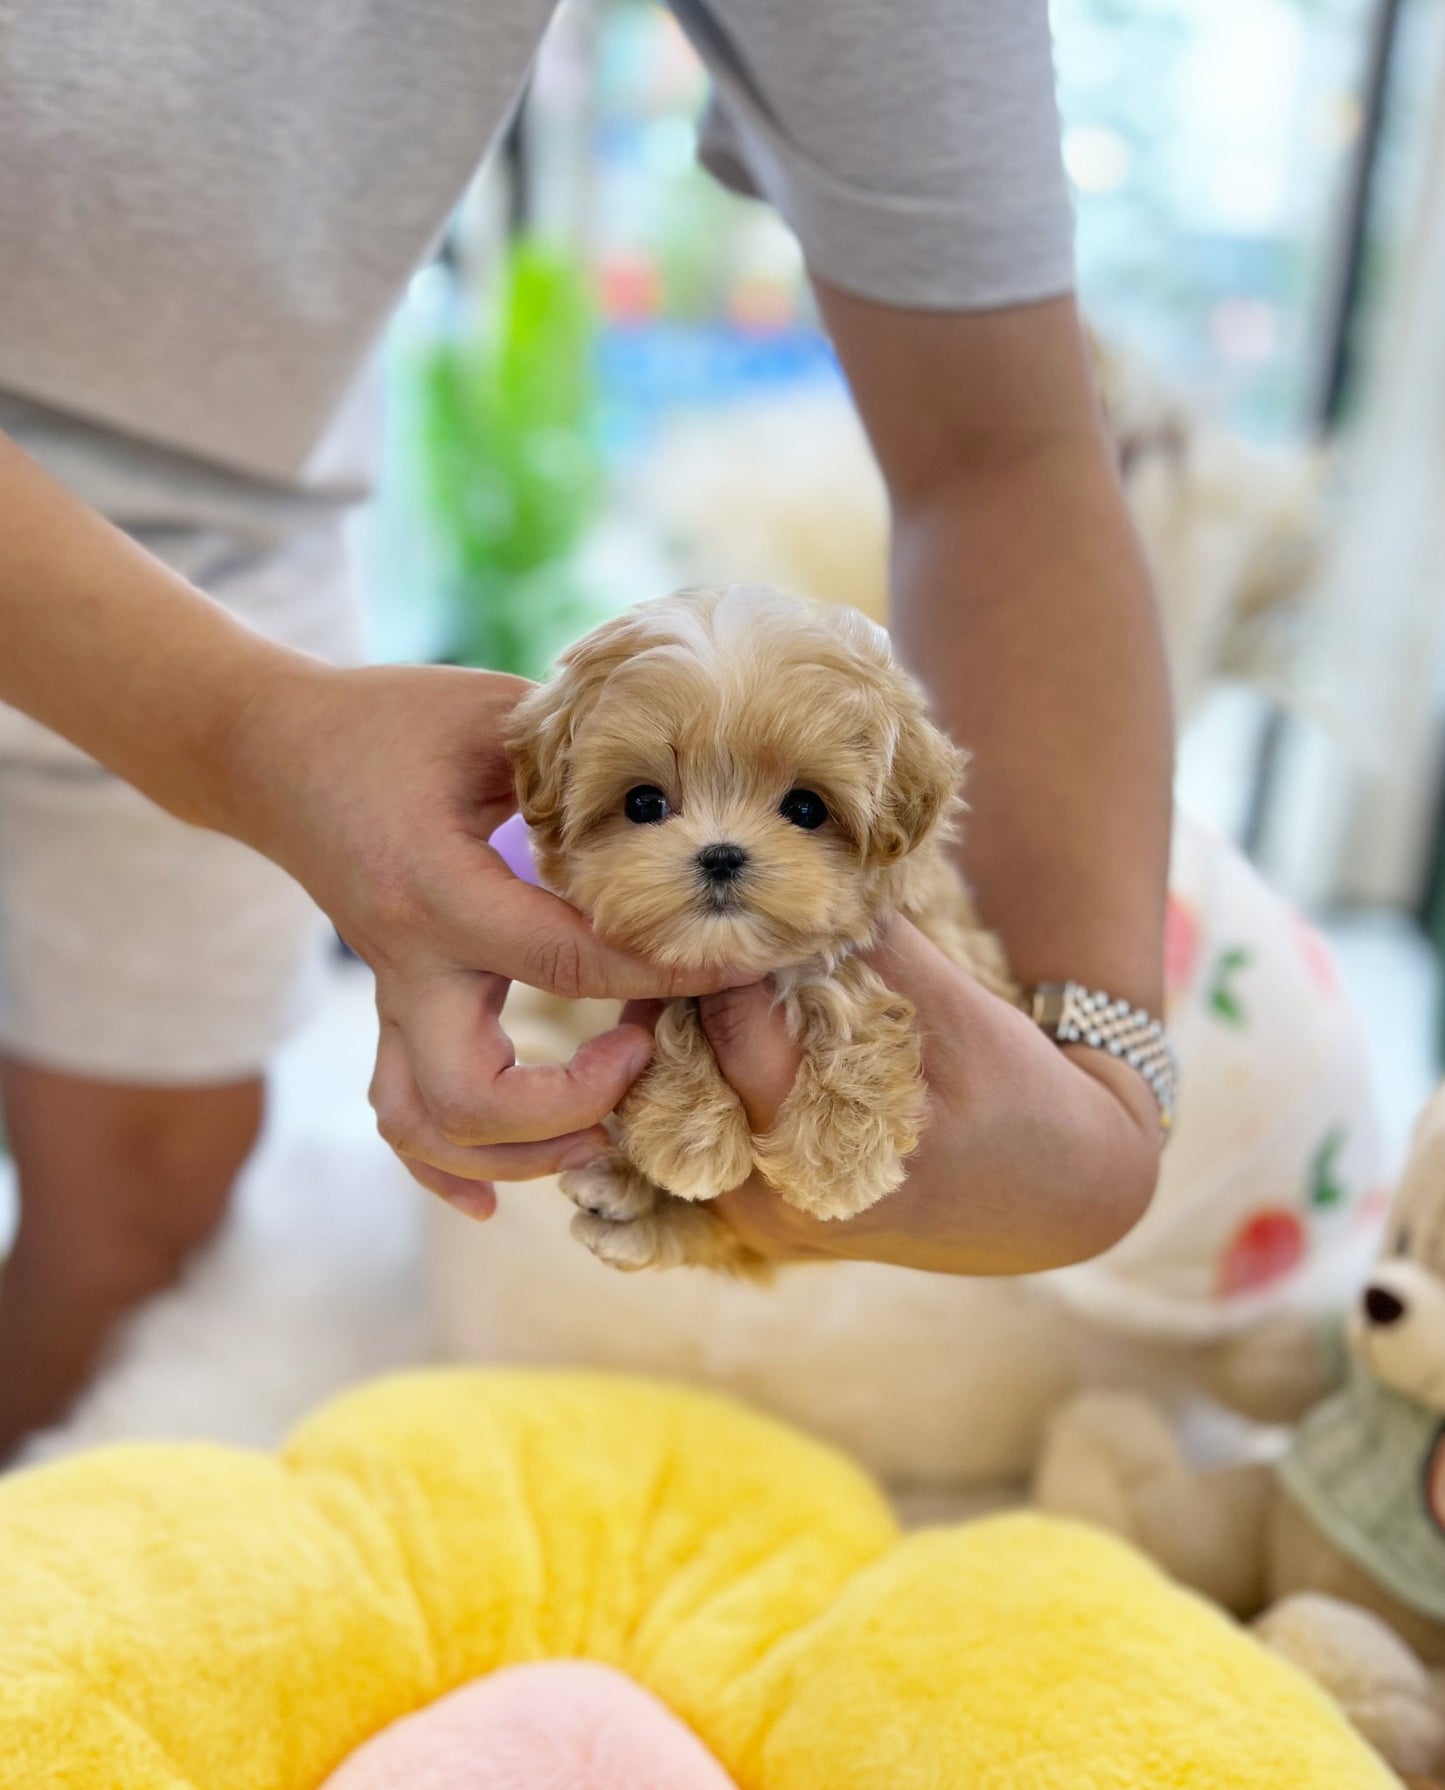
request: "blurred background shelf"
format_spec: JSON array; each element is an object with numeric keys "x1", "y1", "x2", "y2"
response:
[{"x1": 357, "y1": 1, "x2": 1445, "y2": 997}]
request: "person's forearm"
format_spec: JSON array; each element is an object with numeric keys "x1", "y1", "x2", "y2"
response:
[
  {"x1": 0, "y1": 435, "x2": 715, "y2": 1193},
  {"x1": 814, "y1": 286, "x2": 1172, "y2": 1019},
  {"x1": 0, "y1": 432, "x2": 300, "y2": 832},
  {"x1": 891, "y1": 431, "x2": 1171, "y2": 1014}
]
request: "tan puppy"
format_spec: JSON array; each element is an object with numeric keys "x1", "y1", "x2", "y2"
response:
[{"x1": 508, "y1": 586, "x2": 1014, "y2": 1275}]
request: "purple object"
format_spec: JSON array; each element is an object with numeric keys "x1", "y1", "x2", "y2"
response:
[{"x1": 489, "y1": 811, "x2": 540, "y2": 885}]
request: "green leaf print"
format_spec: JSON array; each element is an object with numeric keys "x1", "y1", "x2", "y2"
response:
[
  {"x1": 1207, "y1": 946, "x2": 1253, "y2": 1027},
  {"x1": 1309, "y1": 1129, "x2": 1348, "y2": 1210}
]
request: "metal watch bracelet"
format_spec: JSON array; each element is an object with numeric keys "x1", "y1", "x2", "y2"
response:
[{"x1": 1028, "y1": 982, "x2": 1177, "y2": 1138}]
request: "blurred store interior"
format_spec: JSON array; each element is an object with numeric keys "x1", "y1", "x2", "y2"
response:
[
  {"x1": 7, "y1": 0, "x2": 1445, "y2": 1448},
  {"x1": 344, "y1": 0, "x2": 1445, "y2": 1106}
]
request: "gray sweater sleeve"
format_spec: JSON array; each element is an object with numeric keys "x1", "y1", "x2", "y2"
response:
[{"x1": 671, "y1": 0, "x2": 1076, "y2": 311}]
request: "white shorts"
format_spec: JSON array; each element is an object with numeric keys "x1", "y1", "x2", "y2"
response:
[{"x1": 0, "y1": 521, "x2": 365, "y2": 1085}]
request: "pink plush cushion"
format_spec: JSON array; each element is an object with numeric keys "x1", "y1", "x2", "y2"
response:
[{"x1": 320, "y1": 1660, "x2": 739, "y2": 1790}]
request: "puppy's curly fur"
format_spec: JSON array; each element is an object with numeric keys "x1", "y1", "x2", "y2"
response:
[{"x1": 509, "y1": 586, "x2": 1014, "y2": 1274}]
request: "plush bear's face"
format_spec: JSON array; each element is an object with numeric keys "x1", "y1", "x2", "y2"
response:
[{"x1": 1352, "y1": 1088, "x2": 1445, "y2": 1411}]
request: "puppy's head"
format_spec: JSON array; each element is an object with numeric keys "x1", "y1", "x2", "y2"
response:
[{"x1": 508, "y1": 586, "x2": 962, "y2": 976}]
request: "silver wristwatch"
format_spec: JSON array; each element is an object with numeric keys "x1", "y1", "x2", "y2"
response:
[{"x1": 1029, "y1": 982, "x2": 1177, "y2": 1138}]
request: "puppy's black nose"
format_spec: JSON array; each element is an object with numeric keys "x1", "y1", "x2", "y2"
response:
[
  {"x1": 697, "y1": 843, "x2": 748, "y2": 883},
  {"x1": 1363, "y1": 1284, "x2": 1406, "y2": 1326}
]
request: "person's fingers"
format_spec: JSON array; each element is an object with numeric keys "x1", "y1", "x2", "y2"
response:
[
  {"x1": 388, "y1": 974, "x2": 656, "y2": 1146},
  {"x1": 618, "y1": 998, "x2": 666, "y2": 1034},
  {"x1": 397, "y1": 1122, "x2": 614, "y2": 1179},
  {"x1": 699, "y1": 930, "x2": 960, "y2": 1136},
  {"x1": 397, "y1": 1159, "x2": 498, "y2": 1221},
  {"x1": 699, "y1": 923, "x2": 1000, "y2": 1139},
  {"x1": 451, "y1": 858, "x2": 750, "y2": 1001},
  {"x1": 857, "y1": 915, "x2": 957, "y2": 998},
  {"x1": 698, "y1": 981, "x2": 802, "y2": 1133},
  {"x1": 861, "y1": 916, "x2": 1039, "y2": 1084},
  {"x1": 369, "y1": 1024, "x2": 614, "y2": 1179}
]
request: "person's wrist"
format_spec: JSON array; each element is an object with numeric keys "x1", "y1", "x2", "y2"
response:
[
  {"x1": 1058, "y1": 1039, "x2": 1166, "y2": 1154},
  {"x1": 1051, "y1": 1043, "x2": 1164, "y2": 1251},
  {"x1": 200, "y1": 641, "x2": 339, "y2": 862}
]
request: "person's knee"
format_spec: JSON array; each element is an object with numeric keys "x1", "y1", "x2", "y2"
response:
[
  {"x1": 3, "y1": 1065, "x2": 264, "y2": 1302},
  {"x1": 101, "y1": 1090, "x2": 261, "y2": 1280}
]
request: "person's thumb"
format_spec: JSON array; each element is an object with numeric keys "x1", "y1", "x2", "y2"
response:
[
  {"x1": 698, "y1": 982, "x2": 801, "y2": 1133},
  {"x1": 465, "y1": 867, "x2": 748, "y2": 1002}
]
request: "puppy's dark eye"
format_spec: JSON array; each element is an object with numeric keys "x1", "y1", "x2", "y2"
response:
[
  {"x1": 1395, "y1": 1226, "x2": 1413, "y2": 1258},
  {"x1": 779, "y1": 788, "x2": 828, "y2": 830},
  {"x1": 624, "y1": 785, "x2": 671, "y2": 824}
]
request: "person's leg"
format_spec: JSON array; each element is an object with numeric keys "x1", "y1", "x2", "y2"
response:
[
  {"x1": 0, "y1": 517, "x2": 361, "y2": 1463},
  {"x1": 0, "y1": 755, "x2": 332, "y2": 1462},
  {"x1": 0, "y1": 1063, "x2": 263, "y2": 1457}
]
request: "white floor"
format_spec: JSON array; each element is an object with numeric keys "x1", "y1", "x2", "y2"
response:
[{"x1": 1, "y1": 910, "x2": 1439, "y2": 1467}]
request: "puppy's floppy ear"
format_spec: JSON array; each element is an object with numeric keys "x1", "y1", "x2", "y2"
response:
[
  {"x1": 506, "y1": 609, "x2": 657, "y2": 850},
  {"x1": 506, "y1": 676, "x2": 573, "y2": 848},
  {"x1": 866, "y1": 689, "x2": 965, "y2": 867}
]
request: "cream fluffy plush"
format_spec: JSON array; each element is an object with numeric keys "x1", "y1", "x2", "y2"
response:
[{"x1": 428, "y1": 816, "x2": 1381, "y2": 1502}]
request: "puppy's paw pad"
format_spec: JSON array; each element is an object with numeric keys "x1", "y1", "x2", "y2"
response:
[
  {"x1": 570, "y1": 1209, "x2": 659, "y2": 1272},
  {"x1": 560, "y1": 1153, "x2": 657, "y2": 1223}
]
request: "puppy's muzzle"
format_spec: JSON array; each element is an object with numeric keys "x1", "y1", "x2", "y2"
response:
[
  {"x1": 696, "y1": 842, "x2": 748, "y2": 906},
  {"x1": 697, "y1": 843, "x2": 747, "y2": 880}
]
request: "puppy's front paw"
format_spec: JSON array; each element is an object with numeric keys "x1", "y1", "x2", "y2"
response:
[
  {"x1": 620, "y1": 1004, "x2": 755, "y2": 1202},
  {"x1": 755, "y1": 969, "x2": 924, "y2": 1222},
  {"x1": 572, "y1": 1197, "x2": 772, "y2": 1279},
  {"x1": 559, "y1": 1149, "x2": 658, "y2": 1224},
  {"x1": 570, "y1": 1208, "x2": 667, "y2": 1271},
  {"x1": 626, "y1": 1111, "x2": 754, "y2": 1203},
  {"x1": 762, "y1": 1138, "x2": 910, "y2": 1222}
]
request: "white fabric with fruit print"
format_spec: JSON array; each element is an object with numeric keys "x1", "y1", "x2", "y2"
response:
[{"x1": 1047, "y1": 814, "x2": 1384, "y2": 1341}]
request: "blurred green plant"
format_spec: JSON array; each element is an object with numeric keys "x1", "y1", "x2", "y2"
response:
[{"x1": 410, "y1": 235, "x2": 603, "y2": 676}]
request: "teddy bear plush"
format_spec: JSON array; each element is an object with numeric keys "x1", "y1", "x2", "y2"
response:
[{"x1": 1036, "y1": 1083, "x2": 1445, "y2": 1783}]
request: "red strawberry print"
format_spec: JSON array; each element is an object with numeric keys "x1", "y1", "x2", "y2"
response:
[{"x1": 1218, "y1": 1209, "x2": 1308, "y2": 1297}]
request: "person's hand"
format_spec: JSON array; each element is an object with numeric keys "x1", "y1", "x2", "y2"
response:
[
  {"x1": 690, "y1": 920, "x2": 1164, "y2": 1276},
  {"x1": 222, "y1": 657, "x2": 739, "y2": 1218}
]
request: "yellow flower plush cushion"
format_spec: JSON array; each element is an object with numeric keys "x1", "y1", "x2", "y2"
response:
[{"x1": 0, "y1": 1370, "x2": 1391, "y2": 1789}]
